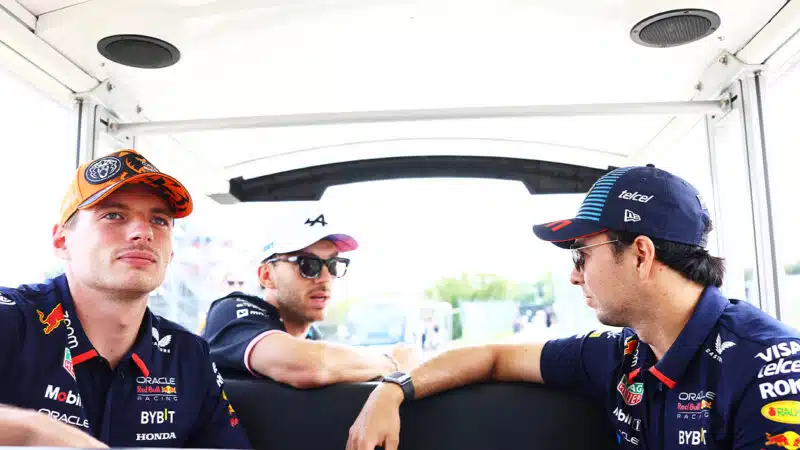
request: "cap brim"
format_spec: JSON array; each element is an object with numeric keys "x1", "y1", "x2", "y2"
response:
[
  {"x1": 532, "y1": 218, "x2": 608, "y2": 249},
  {"x1": 77, "y1": 172, "x2": 193, "y2": 219},
  {"x1": 324, "y1": 234, "x2": 358, "y2": 252}
]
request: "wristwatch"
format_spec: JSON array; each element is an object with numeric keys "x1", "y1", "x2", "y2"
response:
[{"x1": 382, "y1": 371, "x2": 415, "y2": 403}]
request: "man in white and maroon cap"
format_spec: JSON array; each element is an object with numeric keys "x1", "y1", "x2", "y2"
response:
[{"x1": 203, "y1": 211, "x2": 418, "y2": 388}]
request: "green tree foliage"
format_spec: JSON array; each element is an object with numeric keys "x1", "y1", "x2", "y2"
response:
[
  {"x1": 786, "y1": 262, "x2": 800, "y2": 276},
  {"x1": 425, "y1": 272, "x2": 555, "y2": 338}
]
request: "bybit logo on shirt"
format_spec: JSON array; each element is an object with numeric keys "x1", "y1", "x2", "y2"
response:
[
  {"x1": 678, "y1": 428, "x2": 707, "y2": 446},
  {"x1": 141, "y1": 409, "x2": 176, "y2": 425}
]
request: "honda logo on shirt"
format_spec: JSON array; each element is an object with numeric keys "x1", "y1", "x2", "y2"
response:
[{"x1": 137, "y1": 432, "x2": 177, "y2": 441}]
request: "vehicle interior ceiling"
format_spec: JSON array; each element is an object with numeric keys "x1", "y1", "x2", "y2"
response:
[{"x1": 2, "y1": 0, "x2": 798, "y2": 448}]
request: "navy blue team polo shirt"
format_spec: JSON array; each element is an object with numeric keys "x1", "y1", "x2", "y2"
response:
[
  {"x1": 540, "y1": 286, "x2": 800, "y2": 450},
  {"x1": 202, "y1": 292, "x2": 320, "y2": 377},
  {"x1": 0, "y1": 274, "x2": 251, "y2": 448}
]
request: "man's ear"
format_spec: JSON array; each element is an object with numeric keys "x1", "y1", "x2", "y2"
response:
[
  {"x1": 258, "y1": 263, "x2": 277, "y2": 289},
  {"x1": 632, "y1": 236, "x2": 657, "y2": 280},
  {"x1": 52, "y1": 223, "x2": 69, "y2": 261}
]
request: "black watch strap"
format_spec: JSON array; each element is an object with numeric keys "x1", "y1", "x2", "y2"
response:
[{"x1": 382, "y1": 371, "x2": 415, "y2": 402}]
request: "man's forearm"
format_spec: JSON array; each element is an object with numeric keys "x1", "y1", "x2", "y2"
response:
[
  {"x1": 319, "y1": 342, "x2": 396, "y2": 385},
  {"x1": 0, "y1": 405, "x2": 38, "y2": 445},
  {"x1": 409, "y1": 345, "x2": 497, "y2": 399}
]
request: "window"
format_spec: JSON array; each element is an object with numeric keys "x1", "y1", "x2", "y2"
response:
[
  {"x1": 765, "y1": 54, "x2": 800, "y2": 329},
  {"x1": 140, "y1": 134, "x2": 606, "y2": 345},
  {"x1": 709, "y1": 107, "x2": 760, "y2": 304},
  {"x1": 0, "y1": 65, "x2": 75, "y2": 287}
]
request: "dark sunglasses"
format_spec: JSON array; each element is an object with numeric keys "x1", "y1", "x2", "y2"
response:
[
  {"x1": 265, "y1": 255, "x2": 350, "y2": 279},
  {"x1": 570, "y1": 240, "x2": 619, "y2": 272}
]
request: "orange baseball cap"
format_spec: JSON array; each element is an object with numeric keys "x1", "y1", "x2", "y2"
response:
[{"x1": 59, "y1": 149, "x2": 193, "y2": 225}]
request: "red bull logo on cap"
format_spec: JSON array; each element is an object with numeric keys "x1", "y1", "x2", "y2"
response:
[
  {"x1": 617, "y1": 376, "x2": 644, "y2": 406},
  {"x1": 765, "y1": 431, "x2": 800, "y2": 450}
]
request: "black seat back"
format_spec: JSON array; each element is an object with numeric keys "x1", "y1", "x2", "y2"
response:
[{"x1": 224, "y1": 377, "x2": 617, "y2": 450}]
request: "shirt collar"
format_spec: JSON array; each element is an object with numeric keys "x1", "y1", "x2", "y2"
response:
[
  {"x1": 54, "y1": 274, "x2": 154, "y2": 376},
  {"x1": 638, "y1": 285, "x2": 729, "y2": 388}
]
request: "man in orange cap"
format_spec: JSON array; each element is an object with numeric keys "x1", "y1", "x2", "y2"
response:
[{"x1": 0, "y1": 150, "x2": 251, "y2": 448}]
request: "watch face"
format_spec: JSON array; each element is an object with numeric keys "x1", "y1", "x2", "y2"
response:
[{"x1": 387, "y1": 372, "x2": 410, "y2": 384}]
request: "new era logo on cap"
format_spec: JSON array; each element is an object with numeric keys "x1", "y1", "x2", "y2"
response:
[
  {"x1": 533, "y1": 165, "x2": 710, "y2": 248},
  {"x1": 624, "y1": 210, "x2": 641, "y2": 223}
]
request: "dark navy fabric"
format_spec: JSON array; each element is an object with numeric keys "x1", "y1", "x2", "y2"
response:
[
  {"x1": 202, "y1": 292, "x2": 320, "y2": 376},
  {"x1": 533, "y1": 165, "x2": 711, "y2": 248},
  {"x1": 541, "y1": 286, "x2": 800, "y2": 450},
  {"x1": 0, "y1": 274, "x2": 251, "y2": 448}
]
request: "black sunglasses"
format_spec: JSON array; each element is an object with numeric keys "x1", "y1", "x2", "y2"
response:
[
  {"x1": 570, "y1": 240, "x2": 619, "y2": 272},
  {"x1": 265, "y1": 255, "x2": 350, "y2": 279}
]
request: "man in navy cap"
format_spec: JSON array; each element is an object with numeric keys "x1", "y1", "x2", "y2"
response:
[
  {"x1": 346, "y1": 165, "x2": 800, "y2": 450},
  {"x1": 0, "y1": 150, "x2": 251, "y2": 448}
]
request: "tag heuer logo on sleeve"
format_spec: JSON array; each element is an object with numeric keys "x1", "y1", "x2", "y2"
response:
[
  {"x1": 63, "y1": 348, "x2": 76, "y2": 380},
  {"x1": 617, "y1": 376, "x2": 644, "y2": 406}
]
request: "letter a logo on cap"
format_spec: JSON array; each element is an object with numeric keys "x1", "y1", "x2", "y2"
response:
[
  {"x1": 624, "y1": 210, "x2": 641, "y2": 223},
  {"x1": 305, "y1": 215, "x2": 327, "y2": 227}
]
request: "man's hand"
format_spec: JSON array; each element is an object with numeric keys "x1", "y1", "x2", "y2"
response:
[
  {"x1": 347, "y1": 383, "x2": 404, "y2": 450},
  {"x1": 0, "y1": 406, "x2": 107, "y2": 447},
  {"x1": 27, "y1": 414, "x2": 108, "y2": 448},
  {"x1": 389, "y1": 343, "x2": 421, "y2": 373}
]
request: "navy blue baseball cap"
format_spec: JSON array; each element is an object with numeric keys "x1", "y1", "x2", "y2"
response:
[{"x1": 533, "y1": 165, "x2": 711, "y2": 249}]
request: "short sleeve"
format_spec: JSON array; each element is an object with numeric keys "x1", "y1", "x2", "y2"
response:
[
  {"x1": 539, "y1": 329, "x2": 630, "y2": 399},
  {"x1": 202, "y1": 294, "x2": 286, "y2": 375}
]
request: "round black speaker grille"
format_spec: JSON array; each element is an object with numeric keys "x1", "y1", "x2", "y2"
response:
[
  {"x1": 97, "y1": 35, "x2": 181, "y2": 69},
  {"x1": 631, "y1": 10, "x2": 720, "y2": 48}
]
